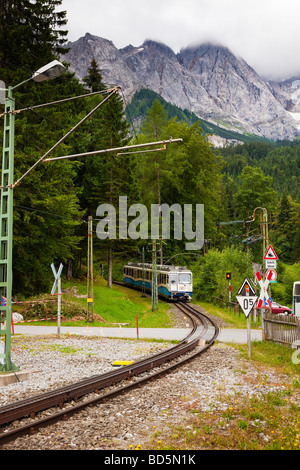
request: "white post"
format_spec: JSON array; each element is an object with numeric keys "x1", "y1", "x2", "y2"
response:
[
  {"x1": 57, "y1": 277, "x2": 61, "y2": 336},
  {"x1": 246, "y1": 284, "x2": 251, "y2": 358}
]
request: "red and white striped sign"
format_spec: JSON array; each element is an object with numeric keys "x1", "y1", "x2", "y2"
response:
[{"x1": 256, "y1": 270, "x2": 272, "y2": 308}]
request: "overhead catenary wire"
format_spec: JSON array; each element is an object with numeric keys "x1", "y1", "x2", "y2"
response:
[
  {"x1": 116, "y1": 143, "x2": 166, "y2": 157},
  {"x1": 120, "y1": 87, "x2": 175, "y2": 159},
  {"x1": 43, "y1": 139, "x2": 183, "y2": 162},
  {"x1": 11, "y1": 87, "x2": 121, "y2": 189},
  {"x1": 15, "y1": 205, "x2": 87, "y2": 224},
  {"x1": 0, "y1": 87, "x2": 118, "y2": 118}
]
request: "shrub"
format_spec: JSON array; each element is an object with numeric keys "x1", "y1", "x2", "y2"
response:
[
  {"x1": 16, "y1": 297, "x2": 87, "y2": 321},
  {"x1": 191, "y1": 247, "x2": 253, "y2": 302}
]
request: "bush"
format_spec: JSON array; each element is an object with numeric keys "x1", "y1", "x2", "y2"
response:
[
  {"x1": 191, "y1": 247, "x2": 254, "y2": 302},
  {"x1": 271, "y1": 262, "x2": 300, "y2": 306},
  {"x1": 16, "y1": 297, "x2": 87, "y2": 321}
]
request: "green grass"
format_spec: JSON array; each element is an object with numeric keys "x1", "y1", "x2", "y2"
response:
[
  {"x1": 237, "y1": 340, "x2": 300, "y2": 376},
  {"x1": 194, "y1": 300, "x2": 260, "y2": 328},
  {"x1": 61, "y1": 277, "x2": 173, "y2": 328},
  {"x1": 16, "y1": 278, "x2": 261, "y2": 329}
]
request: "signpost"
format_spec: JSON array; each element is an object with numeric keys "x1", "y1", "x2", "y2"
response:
[
  {"x1": 236, "y1": 278, "x2": 257, "y2": 358},
  {"x1": 226, "y1": 272, "x2": 232, "y2": 312},
  {"x1": 51, "y1": 263, "x2": 63, "y2": 335}
]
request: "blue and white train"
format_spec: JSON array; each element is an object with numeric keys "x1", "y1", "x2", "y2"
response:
[{"x1": 123, "y1": 262, "x2": 193, "y2": 301}]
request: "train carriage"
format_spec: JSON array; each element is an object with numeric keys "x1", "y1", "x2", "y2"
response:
[{"x1": 123, "y1": 262, "x2": 192, "y2": 301}]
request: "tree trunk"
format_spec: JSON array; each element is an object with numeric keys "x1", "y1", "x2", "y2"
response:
[{"x1": 67, "y1": 258, "x2": 72, "y2": 280}]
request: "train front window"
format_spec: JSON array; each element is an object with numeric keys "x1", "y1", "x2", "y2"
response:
[{"x1": 178, "y1": 273, "x2": 191, "y2": 284}]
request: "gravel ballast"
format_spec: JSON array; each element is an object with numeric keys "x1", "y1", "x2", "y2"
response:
[{"x1": 1, "y1": 331, "x2": 300, "y2": 450}]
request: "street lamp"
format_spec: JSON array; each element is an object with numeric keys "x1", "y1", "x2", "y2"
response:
[{"x1": 0, "y1": 61, "x2": 65, "y2": 372}]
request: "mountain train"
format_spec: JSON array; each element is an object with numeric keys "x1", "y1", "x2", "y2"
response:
[{"x1": 123, "y1": 262, "x2": 193, "y2": 301}]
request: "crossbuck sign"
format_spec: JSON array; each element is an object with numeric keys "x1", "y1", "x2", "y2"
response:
[
  {"x1": 51, "y1": 263, "x2": 63, "y2": 295},
  {"x1": 256, "y1": 270, "x2": 273, "y2": 309}
]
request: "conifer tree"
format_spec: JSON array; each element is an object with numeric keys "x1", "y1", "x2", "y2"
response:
[
  {"x1": 0, "y1": 0, "x2": 88, "y2": 294},
  {"x1": 134, "y1": 100, "x2": 225, "y2": 262},
  {"x1": 272, "y1": 195, "x2": 300, "y2": 263},
  {"x1": 83, "y1": 58, "x2": 105, "y2": 92},
  {"x1": 0, "y1": 0, "x2": 68, "y2": 84},
  {"x1": 77, "y1": 59, "x2": 139, "y2": 287}
]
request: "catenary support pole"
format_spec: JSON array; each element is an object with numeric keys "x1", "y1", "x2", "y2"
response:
[{"x1": 0, "y1": 86, "x2": 18, "y2": 371}]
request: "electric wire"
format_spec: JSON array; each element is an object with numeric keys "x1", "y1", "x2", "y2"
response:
[{"x1": 15, "y1": 205, "x2": 87, "y2": 224}]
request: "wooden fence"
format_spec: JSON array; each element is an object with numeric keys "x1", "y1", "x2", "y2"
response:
[{"x1": 263, "y1": 311, "x2": 300, "y2": 347}]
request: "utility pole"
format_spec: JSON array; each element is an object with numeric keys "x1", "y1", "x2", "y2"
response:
[
  {"x1": 251, "y1": 207, "x2": 269, "y2": 333},
  {"x1": 141, "y1": 247, "x2": 146, "y2": 297},
  {"x1": 260, "y1": 208, "x2": 269, "y2": 262},
  {"x1": 0, "y1": 84, "x2": 117, "y2": 371},
  {"x1": 151, "y1": 241, "x2": 158, "y2": 311},
  {"x1": 87, "y1": 216, "x2": 94, "y2": 322}
]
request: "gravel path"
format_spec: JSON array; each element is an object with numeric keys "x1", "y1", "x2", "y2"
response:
[{"x1": 1, "y1": 331, "x2": 299, "y2": 450}]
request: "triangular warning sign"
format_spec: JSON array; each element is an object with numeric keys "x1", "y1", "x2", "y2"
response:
[
  {"x1": 237, "y1": 278, "x2": 256, "y2": 296},
  {"x1": 236, "y1": 295, "x2": 258, "y2": 317},
  {"x1": 263, "y1": 244, "x2": 278, "y2": 260}
]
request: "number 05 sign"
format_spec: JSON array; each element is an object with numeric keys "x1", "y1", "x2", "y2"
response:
[
  {"x1": 236, "y1": 278, "x2": 258, "y2": 317},
  {"x1": 236, "y1": 296, "x2": 257, "y2": 317}
]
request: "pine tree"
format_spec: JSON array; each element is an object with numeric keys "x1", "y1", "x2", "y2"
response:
[
  {"x1": 75, "y1": 62, "x2": 139, "y2": 288},
  {"x1": 272, "y1": 195, "x2": 300, "y2": 263},
  {"x1": 83, "y1": 58, "x2": 105, "y2": 92},
  {"x1": 99, "y1": 91, "x2": 135, "y2": 287},
  {"x1": 0, "y1": 0, "x2": 89, "y2": 294},
  {"x1": 0, "y1": 0, "x2": 68, "y2": 85}
]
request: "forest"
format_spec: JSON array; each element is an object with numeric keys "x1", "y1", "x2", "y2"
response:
[{"x1": 0, "y1": 0, "x2": 299, "y2": 307}]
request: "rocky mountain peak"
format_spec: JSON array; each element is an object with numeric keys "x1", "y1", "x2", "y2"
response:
[{"x1": 63, "y1": 34, "x2": 300, "y2": 140}]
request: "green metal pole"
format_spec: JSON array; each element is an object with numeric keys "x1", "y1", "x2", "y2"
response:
[{"x1": 0, "y1": 86, "x2": 18, "y2": 372}]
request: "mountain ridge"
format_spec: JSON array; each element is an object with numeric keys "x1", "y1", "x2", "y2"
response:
[{"x1": 63, "y1": 33, "x2": 300, "y2": 141}]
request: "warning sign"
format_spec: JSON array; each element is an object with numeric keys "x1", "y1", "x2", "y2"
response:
[
  {"x1": 236, "y1": 278, "x2": 257, "y2": 317},
  {"x1": 237, "y1": 278, "x2": 256, "y2": 296},
  {"x1": 263, "y1": 245, "x2": 278, "y2": 260}
]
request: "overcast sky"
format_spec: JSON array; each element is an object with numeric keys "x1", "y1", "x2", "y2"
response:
[{"x1": 60, "y1": 0, "x2": 300, "y2": 80}]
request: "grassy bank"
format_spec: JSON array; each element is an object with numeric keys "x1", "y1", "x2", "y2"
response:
[
  {"x1": 63, "y1": 277, "x2": 173, "y2": 328},
  {"x1": 14, "y1": 277, "x2": 174, "y2": 328},
  {"x1": 15, "y1": 277, "x2": 257, "y2": 329},
  {"x1": 195, "y1": 300, "x2": 261, "y2": 328}
]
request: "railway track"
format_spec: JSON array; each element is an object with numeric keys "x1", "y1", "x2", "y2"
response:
[{"x1": 0, "y1": 298, "x2": 219, "y2": 446}]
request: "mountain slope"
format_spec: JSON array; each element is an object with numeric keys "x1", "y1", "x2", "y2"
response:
[
  {"x1": 126, "y1": 88, "x2": 269, "y2": 143},
  {"x1": 63, "y1": 34, "x2": 300, "y2": 141}
]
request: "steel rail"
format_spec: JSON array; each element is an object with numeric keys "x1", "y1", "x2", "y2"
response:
[
  {"x1": 0, "y1": 305, "x2": 197, "y2": 426},
  {"x1": 0, "y1": 301, "x2": 219, "y2": 446}
]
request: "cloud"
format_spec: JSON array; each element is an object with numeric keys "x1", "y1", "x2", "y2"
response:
[{"x1": 61, "y1": 0, "x2": 300, "y2": 79}]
